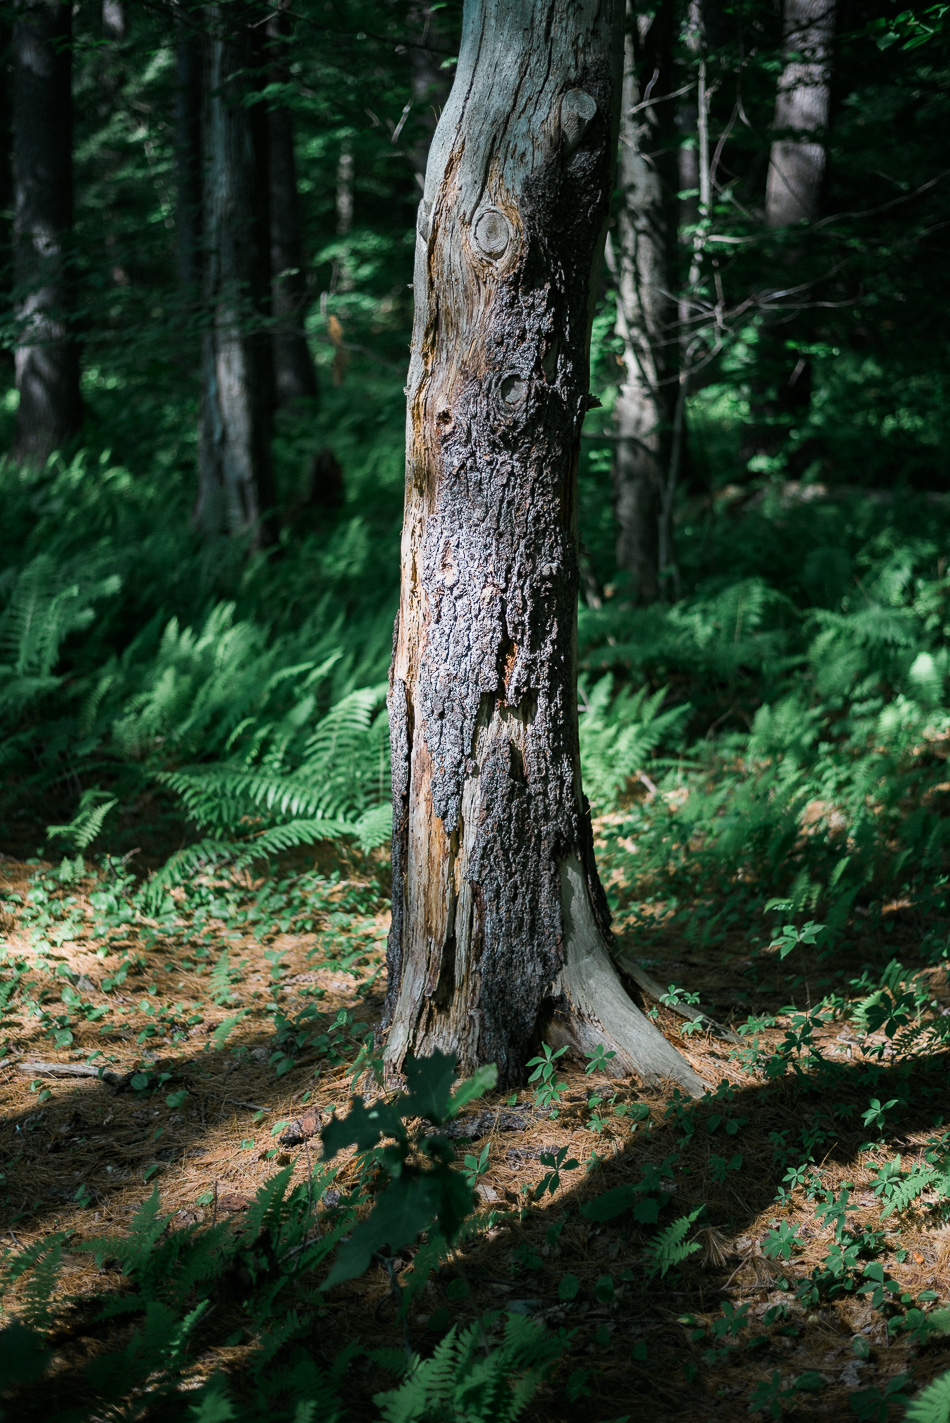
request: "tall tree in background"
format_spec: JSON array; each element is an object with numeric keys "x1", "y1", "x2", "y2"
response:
[
  {"x1": 749, "y1": 0, "x2": 836, "y2": 456},
  {"x1": 383, "y1": 0, "x2": 703, "y2": 1093},
  {"x1": 12, "y1": 0, "x2": 81, "y2": 467},
  {"x1": 195, "y1": 2, "x2": 275, "y2": 543},
  {"x1": 267, "y1": 1, "x2": 319, "y2": 409},
  {"x1": 173, "y1": 2, "x2": 203, "y2": 298},
  {"x1": 609, "y1": 0, "x2": 679, "y2": 603}
]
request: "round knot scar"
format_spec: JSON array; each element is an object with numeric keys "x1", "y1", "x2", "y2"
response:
[
  {"x1": 560, "y1": 88, "x2": 598, "y2": 154},
  {"x1": 500, "y1": 374, "x2": 527, "y2": 406},
  {"x1": 472, "y1": 208, "x2": 511, "y2": 259}
]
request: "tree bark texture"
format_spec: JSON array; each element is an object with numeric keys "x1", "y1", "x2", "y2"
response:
[
  {"x1": 196, "y1": 4, "x2": 276, "y2": 543},
  {"x1": 174, "y1": 5, "x2": 203, "y2": 297},
  {"x1": 766, "y1": 0, "x2": 835, "y2": 230},
  {"x1": 12, "y1": 0, "x2": 81, "y2": 467},
  {"x1": 267, "y1": 4, "x2": 318, "y2": 408},
  {"x1": 611, "y1": 0, "x2": 679, "y2": 603},
  {"x1": 383, "y1": 0, "x2": 704, "y2": 1096}
]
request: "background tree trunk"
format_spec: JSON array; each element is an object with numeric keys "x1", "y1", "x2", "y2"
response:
[
  {"x1": 748, "y1": 0, "x2": 836, "y2": 460},
  {"x1": 196, "y1": 3, "x2": 275, "y2": 544},
  {"x1": 766, "y1": 0, "x2": 835, "y2": 231},
  {"x1": 173, "y1": 3, "x2": 203, "y2": 299},
  {"x1": 12, "y1": 0, "x2": 81, "y2": 467},
  {"x1": 267, "y1": 3, "x2": 319, "y2": 408},
  {"x1": 383, "y1": 0, "x2": 704, "y2": 1095},
  {"x1": 610, "y1": 0, "x2": 679, "y2": 604}
]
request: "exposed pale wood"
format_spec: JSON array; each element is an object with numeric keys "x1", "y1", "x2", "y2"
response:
[{"x1": 383, "y1": 0, "x2": 705, "y2": 1095}]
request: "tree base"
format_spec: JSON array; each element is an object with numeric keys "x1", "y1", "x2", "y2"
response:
[{"x1": 547, "y1": 857, "x2": 708, "y2": 1097}]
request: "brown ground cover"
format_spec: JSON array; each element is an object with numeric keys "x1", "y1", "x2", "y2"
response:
[{"x1": 2, "y1": 836, "x2": 950, "y2": 1421}]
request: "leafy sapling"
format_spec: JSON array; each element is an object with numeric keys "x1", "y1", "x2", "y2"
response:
[
  {"x1": 526, "y1": 1043, "x2": 568, "y2": 1114},
  {"x1": 319, "y1": 1051, "x2": 497, "y2": 1289}
]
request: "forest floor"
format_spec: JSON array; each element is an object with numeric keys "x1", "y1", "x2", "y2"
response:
[{"x1": 2, "y1": 819, "x2": 950, "y2": 1422}]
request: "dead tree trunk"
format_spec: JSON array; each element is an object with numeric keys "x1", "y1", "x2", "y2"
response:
[
  {"x1": 12, "y1": 0, "x2": 81, "y2": 467},
  {"x1": 267, "y1": 3, "x2": 318, "y2": 408},
  {"x1": 611, "y1": 0, "x2": 679, "y2": 604},
  {"x1": 383, "y1": 0, "x2": 704, "y2": 1095},
  {"x1": 196, "y1": 3, "x2": 275, "y2": 544}
]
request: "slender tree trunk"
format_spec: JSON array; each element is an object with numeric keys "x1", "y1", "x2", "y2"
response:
[
  {"x1": 611, "y1": 0, "x2": 679, "y2": 604},
  {"x1": 12, "y1": 0, "x2": 81, "y2": 467},
  {"x1": 766, "y1": 0, "x2": 835, "y2": 230},
  {"x1": 196, "y1": 3, "x2": 275, "y2": 544},
  {"x1": 267, "y1": 4, "x2": 318, "y2": 408},
  {"x1": 336, "y1": 140, "x2": 353, "y2": 237},
  {"x1": 174, "y1": 4, "x2": 203, "y2": 298},
  {"x1": 383, "y1": 0, "x2": 703, "y2": 1095},
  {"x1": 748, "y1": 0, "x2": 836, "y2": 458}
]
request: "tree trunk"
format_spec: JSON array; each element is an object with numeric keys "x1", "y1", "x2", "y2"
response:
[
  {"x1": 747, "y1": 0, "x2": 836, "y2": 460},
  {"x1": 12, "y1": 0, "x2": 81, "y2": 467},
  {"x1": 336, "y1": 140, "x2": 353, "y2": 237},
  {"x1": 383, "y1": 0, "x2": 704, "y2": 1096},
  {"x1": 267, "y1": 4, "x2": 318, "y2": 408},
  {"x1": 611, "y1": 0, "x2": 679, "y2": 604},
  {"x1": 766, "y1": 0, "x2": 835, "y2": 231},
  {"x1": 173, "y1": 4, "x2": 203, "y2": 298},
  {"x1": 196, "y1": 3, "x2": 275, "y2": 544}
]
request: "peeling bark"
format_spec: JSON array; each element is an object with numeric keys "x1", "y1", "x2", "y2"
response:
[{"x1": 383, "y1": 0, "x2": 704, "y2": 1097}]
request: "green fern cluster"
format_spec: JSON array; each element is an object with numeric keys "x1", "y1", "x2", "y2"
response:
[{"x1": 373, "y1": 1315, "x2": 559, "y2": 1423}]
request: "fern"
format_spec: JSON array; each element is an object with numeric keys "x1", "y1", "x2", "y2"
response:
[
  {"x1": 906, "y1": 1369, "x2": 950, "y2": 1423},
  {"x1": 374, "y1": 1314, "x2": 559, "y2": 1423},
  {"x1": 643, "y1": 1207, "x2": 704, "y2": 1279},
  {"x1": 579, "y1": 676, "x2": 690, "y2": 809}
]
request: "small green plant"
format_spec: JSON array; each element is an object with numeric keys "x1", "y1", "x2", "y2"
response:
[{"x1": 525, "y1": 1043, "x2": 568, "y2": 1113}]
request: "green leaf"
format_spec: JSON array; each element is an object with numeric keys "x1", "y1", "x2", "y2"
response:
[
  {"x1": 320, "y1": 1097, "x2": 405, "y2": 1159},
  {"x1": 322, "y1": 1174, "x2": 439, "y2": 1288},
  {"x1": 402, "y1": 1051, "x2": 458, "y2": 1124},
  {"x1": 449, "y1": 1062, "x2": 499, "y2": 1116},
  {"x1": 579, "y1": 1184, "x2": 636, "y2": 1221},
  {"x1": 558, "y1": 1273, "x2": 580, "y2": 1300}
]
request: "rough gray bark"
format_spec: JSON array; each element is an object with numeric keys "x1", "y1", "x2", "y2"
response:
[
  {"x1": 174, "y1": 5, "x2": 203, "y2": 297},
  {"x1": 267, "y1": 4, "x2": 318, "y2": 408},
  {"x1": 611, "y1": 0, "x2": 679, "y2": 604},
  {"x1": 383, "y1": 0, "x2": 704, "y2": 1096},
  {"x1": 196, "y1": 3, "x2": 275, "y2": 544},
  {"x1": 766, "y1": 0, "x2": 835, "y2": 230},
  {"x1": 12, "y1": 0, "x2": 81, "y2": 467}
]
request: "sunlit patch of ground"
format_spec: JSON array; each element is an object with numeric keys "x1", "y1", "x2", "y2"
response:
[{"x1": 3, "y1": 836, "x2": 950, "y2": 1420}]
